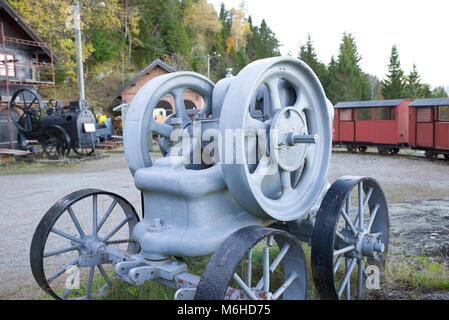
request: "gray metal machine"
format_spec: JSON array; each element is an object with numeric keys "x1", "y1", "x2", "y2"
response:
[{"x1": 30, "y1": 57, "x2": 389, "y2": 300}]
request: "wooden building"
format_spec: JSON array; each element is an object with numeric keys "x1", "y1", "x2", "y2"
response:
[
  {"x1": 0, "y1": 0, "x2": 55, "y2": 148},
  {"x1": 111, "y1": 59, "x2": 205, "y2": 116}
]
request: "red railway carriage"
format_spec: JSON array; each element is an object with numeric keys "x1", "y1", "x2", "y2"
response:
[
  {"x1": 408, "y1": 98, "x2": 449, "y2": 159},
  {"x1": 333, "y1": 99, "x2": 413, "y2": 154}
]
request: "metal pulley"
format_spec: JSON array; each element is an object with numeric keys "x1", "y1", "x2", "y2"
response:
[{"x1": 219, "y1": 57, "x2": 332, "y2": 221}]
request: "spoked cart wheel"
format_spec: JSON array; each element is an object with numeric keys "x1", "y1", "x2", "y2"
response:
[
  {"x1": 357, "y1": 146, "x2": 367, "y2": 153},
  {"x1": 10, "y1": 88, "x2": 44, "y2": 133},
  {"x1": 195, "y1": 226, "x2": 307, "y2": 300},
  {"x1": 41, "y1": 125, "x2": 71, "y2": 160},
  {"x1": 311, "y1": 176, "x2": 389, "y2": 300},
  {"x1": 72, "y1": 146, "x2": 95, "y2": 157},
  {"x1": 30, "y1": 189, "x2": 140, "y2": 300}
]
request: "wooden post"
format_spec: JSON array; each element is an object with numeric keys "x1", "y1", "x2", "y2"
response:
[{"x1": 1, "y1": 21, "x2": 14, "y2": 149}]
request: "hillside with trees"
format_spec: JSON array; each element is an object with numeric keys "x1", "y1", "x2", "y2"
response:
[
  {"x1": 8, "y1": 0, "x2": 280, "y2": 113},
  {"x1": 8, "y1": 0, "x2": 447, "y2": 113}
]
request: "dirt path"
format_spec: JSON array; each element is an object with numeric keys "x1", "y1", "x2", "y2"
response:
[{"x1": 0, "y1": 150, "x2": 448, "y2": 299}]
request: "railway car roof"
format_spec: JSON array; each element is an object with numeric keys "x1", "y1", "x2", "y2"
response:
[
  {"x1": 409, "y1": 98, "x2": 449, "y2": 107},
  {"x1": 334, "y1": 99, "x2": 407, "y2": 109}
]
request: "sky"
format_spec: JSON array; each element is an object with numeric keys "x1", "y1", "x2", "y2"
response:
[{"x1": 208, "y1": 0, "x2": 449, "y2": 90}]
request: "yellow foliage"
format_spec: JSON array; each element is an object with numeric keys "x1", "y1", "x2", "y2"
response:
[
  {"x1": 229, "y1": 8, "x2": 251, "y2": 52},
  {"x1": 226, "y1": 36, "x2": 234, "y2": 55}
]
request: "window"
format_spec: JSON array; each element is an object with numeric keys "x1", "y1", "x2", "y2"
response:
[
  {"x1": 374, "y1": 107, "x2": 395, "y2": 120},
  {"x1": 0, "y1": 53, "x2": 15, "y2": 77},
  {"x1": 438, "y1": 106, "x2": 449, "y2": 121},
  {"x1": 340, "y1": 109, "x2": 353, "y2": 121},
  {"x1": 416, "y1": 107, "x2": 433, "y2": 123},
  {"x1": 356, "y1": 108, "x2": 372, "y2": 120}
]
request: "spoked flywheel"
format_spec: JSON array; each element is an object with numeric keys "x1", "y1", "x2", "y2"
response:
[
  {"x1": 30, "y1": 189, "x2": 140, "y2": 300},
  {"x1": 123, "y1": 72, "x2": 214, "y2": 175},
  {"x1": 10, "y1": 88, "x2": 44, "y2": 133},
  {"x1": 219, "y1": 57, "x2": 332, "y2": 221},
  {"x1": 311, "y1": 176, "x2": 389, "y2": 300},
  {"x1": 195, "y1": 226, "x2": 307, "y2": 300}
]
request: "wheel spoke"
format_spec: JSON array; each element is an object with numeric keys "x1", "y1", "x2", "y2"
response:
[
  {"x1": 152, "y1": 121, "x2": 173, "y2": 138},
  {"x1": 262, "y1": 247, "x2": 270, "y2": 293},
  {"x1": 246, "y1": 249, "x2": 252, "y2": 287},
  {"x1": 97, "y1": 199, "x2": 118, "y2": 233},
  {"x1": 47, "y1": 258, "x2": 79, "y2": 283},
  {"x1": 366, "y1": 204, "x2": 380, "y2": 232},
  {"x1": 67, "y1": 207, "x2": 85, "y2": 238},
  {"x1": 340, "y1": 207, "x2": 357, "y2": 235},
  {"x1": 357, "y1": 258, "x2": 364, "y2": 299},
  {"x1": 51, "y1": 227, "x2": 85, "y2": 246},
  {"x1": 246, "y1": 113, "x2": 268, "y2": 132},
  {"x1": 86, "y1": 266, "x2": 95, "y2": 300},
  {"x1": 272, "y1": 272, "x2": 298, "y2": 300},
  {"x1": 44, "y1": 245, "x2": 79, "y2": 258},
  {"x1": 93, "y1": 195, "x2": 98, "y2": 236},
  {"x1": 333, "y1": 245, "x2": 355, "y2": 256},
  {"x1": 337, "y1": 258, "x2": 356, "y2": 297},
  {"x1": 333, "y1": 255, "x2": 343, "y2": 274},
  {"x1": 345, "y1": 258, "x2": 351, "y2": 300},
  {"x1": 358, "y1": 181, "x2": 364, "y2": 229},
  {"x1": 97, "y1": 265, "x2": 112, "y2": 286},
  {"x1": 266, "y1": 79, "x2": 281, "y2": 112},
  {"x1": 172, "y1": 88, "x2": 188, "y2": 120},
  {"x1": 233, "y1": 273, "x2": 258, "y2": 300},
  {"x1": 280, "y1": 169, "x2": 291, "y2": 189},
  {"x1": 102, "y1": 215, "x2": 132, "y2": 242}
]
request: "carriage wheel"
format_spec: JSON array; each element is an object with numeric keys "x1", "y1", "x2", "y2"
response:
[
  {"x1": 195, "y1": 226, "x2": 307, "y2": 300},
  {"x1": 311, "y1": 176, "x2": 389, "y2": 300},
  {"x1": 41, "y1": 125, "x2": 71, "y2": 160},
  {"x1": 30, "y1": 189, "x2": 140, "y2": 300},
  {"x1": 389, "y1": 148, "x2": 399, "y2": 155},
  {"x1": 444, "y1": 154, "x2": 449, "y2": 160},
  {"x1": 10, "y1": 88, "x2": 44, "y2": 133},
  {"x1": 357, "y1": 146, "x2": 367, "y2": 153},
  {"x1": 72, "y1": 146, "x2": 94, "y2": 157},
  {"x1": 377, "y1": 147, "x2": 386, "y2": 155},
  {"x1": 424, "y1": 150, "x2": 437, "y2": 159},
  {"x1": 346, "y1": 145, "x2": 356, "y2": 153}
]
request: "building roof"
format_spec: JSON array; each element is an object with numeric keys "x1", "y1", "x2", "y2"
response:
[
  {"x1": 334, "y1": 99, "x2": 408, "y2": 109},
  {"x1": 0, "y1": 0, "x2": 55, "y2": 61},
  {"x1": 409, "y1": 98, "x2": 449, "y2": 107},
  {"x1": 111, "y1": 59, "x2": 175, "y2": 101}
]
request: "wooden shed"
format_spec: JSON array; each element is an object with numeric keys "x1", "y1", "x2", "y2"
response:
[{"x1": 111, "y1": 59, "x2": 205, "y2": 116}]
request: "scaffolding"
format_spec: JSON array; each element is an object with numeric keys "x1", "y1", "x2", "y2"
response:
[{"x1": 0, "y1": 21, "x2": 55, "y2": 149}]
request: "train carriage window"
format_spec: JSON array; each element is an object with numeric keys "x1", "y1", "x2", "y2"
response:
[
  {"x1": 438, "y1": 106, "x2": 449, "y2": 121},
  {"x1": 416, "y1": 107, "x2": 433, "y2": 123},
  {"x1": 374, "y1": 107, "x2": 395, "y2": 120},
  {"x1": 340, "y1": 109, "x2": 353, "y2": 121},
  {"x1": 356, "y1": 108, "x2": 372, "y2": 120}
]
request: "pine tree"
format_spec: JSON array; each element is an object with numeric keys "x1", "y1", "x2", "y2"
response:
[
  {"x1": 326, "y1": 33, "x2": 370, "y2": 104},
  {"x1": 405, "y1": 64, "x2": 421, "y2": 98},
  {"x1": 298, "y1": 34, "x2": 328, "y2": 91},
  {"x1": 381, "y1": 45, "x2": 406, "y2": 99}
]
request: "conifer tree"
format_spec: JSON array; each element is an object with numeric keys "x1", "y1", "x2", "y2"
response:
[{"x1": 381, "y1": 45, "x2": 406, "y2": 99}]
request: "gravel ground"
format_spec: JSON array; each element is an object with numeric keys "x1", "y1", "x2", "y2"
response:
[{"x1": 0, "y1": 148, "x2": 448, "y2": 299}]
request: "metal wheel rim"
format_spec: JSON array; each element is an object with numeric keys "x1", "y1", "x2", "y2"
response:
[
  {"x1": 10, "y1": 88, "x2": 44, "y2": 133},
  {"x1": 311, "y1": 176, "x2": 389, "y2": 300},
  {"x1": 123, "y1": 72, "x2": 214, "y2": 175},
  {"x1": 219, "y1": 57, "x2": 331, "y2": 221},
  {"x1": 41, "y1": 125, "x2": 71, "y2": 160},
  {"x1": 30, "y1": 189, "x2": 140, "y2": 300},
  {"x1": 195, "y1": 226, "x2": 307, "y2": 300}
]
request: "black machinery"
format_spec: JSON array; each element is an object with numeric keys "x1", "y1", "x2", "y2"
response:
[{"x1": 10, "y1": 88, "x2": 98, "y2": 159}]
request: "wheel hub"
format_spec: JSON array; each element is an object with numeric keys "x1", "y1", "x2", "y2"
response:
[{"x1": 270, "y1": 107, "x2": 308, "y2": 172}]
